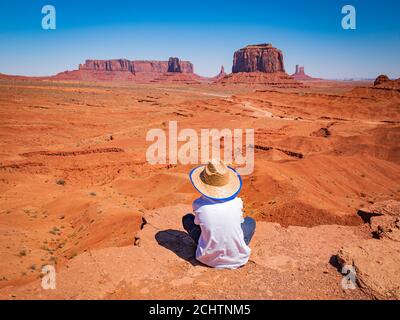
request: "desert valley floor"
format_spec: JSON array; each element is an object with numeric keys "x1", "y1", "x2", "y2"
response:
[{"x1": 0, "y1": 78, "x2": 399, "y2": 299}]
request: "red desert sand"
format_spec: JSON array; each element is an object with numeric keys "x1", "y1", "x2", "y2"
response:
[{"x1": 0, "y1": 48, "x2": 399, "y2": 299}]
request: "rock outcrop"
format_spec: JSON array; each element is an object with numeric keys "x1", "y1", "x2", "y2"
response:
[
  {"x1": 291, "y1": 65, "x2": 320, "y2": 81},
  {"x1": 374, "y1": 74, "x2": 390, "y2": 86},
  {"x1": 373, "y1": 74, "x2": 400, "y2": 89},
  {"x1": 232, "y1": 43, "x2": 285, "y2": 73},
  {"x1": 358, "y1": 200, "x2": 400, "y2": 242},
  {"x1": 337, "y1": 238, "x2": 400, "y2": 299},
  {"x1": 212, "y1": 65, "x2": 227, "y2": 81},
  {"x1": 337, "y1": 200, "x2": 400, "y2": 299}
]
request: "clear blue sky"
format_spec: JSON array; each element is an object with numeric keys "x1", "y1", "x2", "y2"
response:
[{"x1": 0, "y1": 0, "x2": 399, "y2": 78}]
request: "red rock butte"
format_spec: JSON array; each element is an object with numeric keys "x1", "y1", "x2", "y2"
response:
[
  {"x1": 232, "y1": 43, "x2": 285, "y2": 73},
  {"x1": 218, "y1": 43, "x2": 302, "y2": 87}
]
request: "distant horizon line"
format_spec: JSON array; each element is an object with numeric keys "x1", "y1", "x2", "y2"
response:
[{"x1": 0, "y1": 69, "x2": 384, "y2": 82}]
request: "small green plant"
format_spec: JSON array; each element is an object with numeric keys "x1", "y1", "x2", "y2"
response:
[
  {"x1": 19, "y1": 249, "x2": 27, "y2": 257},
  {"x1": 56, "y1": 179, "x2": 66, "y2": 186},
  {"x1": 69, "y1": 252, "x2": 77, "y2": 260},
  {"x1": 49, "y1": 226, "x2": 61, "y2": 235}
]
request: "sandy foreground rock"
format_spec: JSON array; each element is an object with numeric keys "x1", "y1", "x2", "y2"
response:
[{"x1": 0, "y1": 204, "x2": 371, "y2": 300}]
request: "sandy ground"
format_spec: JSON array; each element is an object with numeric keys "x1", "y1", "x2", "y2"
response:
[{"x1": 0, "y1": 78, "x2": 399, "y2": 299}]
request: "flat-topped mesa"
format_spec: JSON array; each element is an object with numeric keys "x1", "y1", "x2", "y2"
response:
[
  {"x1": 79, "y1": 57, "x2": 194, "y2": 74},
  {"x1": 232, "y1": 43, "x2": 285, "y2": 73}
]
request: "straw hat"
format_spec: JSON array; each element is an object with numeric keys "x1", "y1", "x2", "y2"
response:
[{"x1": 189, "y1": 159, "x2": 242, "y2": 200}]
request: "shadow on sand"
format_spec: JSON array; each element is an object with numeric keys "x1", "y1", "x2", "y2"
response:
[{"x1": 155, "y1": 229, "x2": 203, "y2": 266}]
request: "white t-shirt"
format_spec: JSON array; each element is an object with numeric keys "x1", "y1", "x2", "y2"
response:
[{"x1": 192, "y1": 196, "x2": 251, "y2": 269}]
